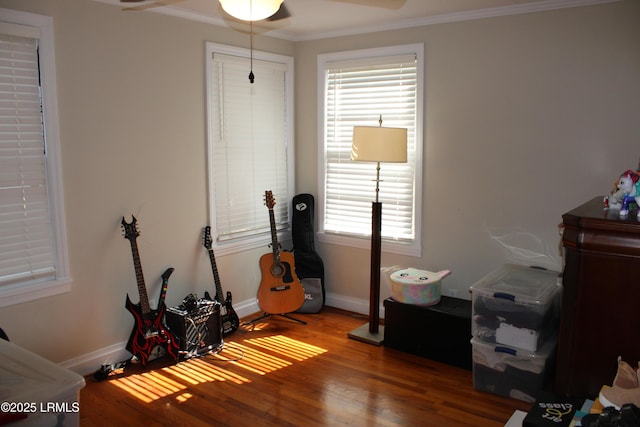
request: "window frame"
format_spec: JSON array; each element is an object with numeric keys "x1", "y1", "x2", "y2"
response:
[
  {"x1": 205, "y1": 42, "x2": 295, "y2": 256},
  {"x1": 317, "y1": 44, "x2": 424, "y2": 257},
  {"x1": 0, "y1": 8, "x2": 71, "y2": 307}
]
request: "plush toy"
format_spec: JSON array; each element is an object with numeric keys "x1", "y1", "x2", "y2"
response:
[
  {"x1": 604, "y1": 180, "x2": 626, "y2": 210},
  {"x1": 614, "y1": 169, "x2": 640, "y2": 218}
]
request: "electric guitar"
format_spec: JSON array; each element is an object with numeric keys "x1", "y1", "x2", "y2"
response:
[
  {"x1": 257, "y1": 191, "x2": 305, "y2": 314},
  {"x1": 121, "y1": 216, "x2": 179, "y2": 365},
  {"x1": 202, "y1": 226, "x2": 240, "y2": 337}
]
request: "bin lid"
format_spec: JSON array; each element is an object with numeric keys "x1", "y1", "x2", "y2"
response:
[
  {"x1": 470, "y1": 334, "x2": 557, "y2": 359},
  {"x1": 469, "y1": 264, "x2": 561, "y2": 306},
  {"x1": 0, "y1": 339, "x2": 86, "y2": 403},
  {"x1": 390, "y1": 268, "x2": 440, "y2": 285}
]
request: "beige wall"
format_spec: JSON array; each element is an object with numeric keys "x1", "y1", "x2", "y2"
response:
[
  {"x1": 0, "y1": 0, "x2": 294, "y2": 368},
  {"x1": 296, "y1": 0, "x2": 640, "y2": 306},
  {"x1": 0, "y1": 0, "x2": 638, "y2": 371}
]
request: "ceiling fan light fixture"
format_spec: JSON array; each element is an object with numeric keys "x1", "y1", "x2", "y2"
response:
[{"x1": 219, "y1": 0, "x2": 284, "y2": 21}]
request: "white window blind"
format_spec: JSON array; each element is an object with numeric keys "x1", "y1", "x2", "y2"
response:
[
  {"x1": 0, "y1": 10, "x2": 70, "y2": 307},
  {"x1": 321, "y1": 49, "x2": 420, "y2": 247},
  {"x1": 207, "y1": 45, "x2": 293, "y2": 251},
  {"x1": 0, "y1": 27, "x2": 56, "y2": 286}
]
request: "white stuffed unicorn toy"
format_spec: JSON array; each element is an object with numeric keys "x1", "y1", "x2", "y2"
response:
[{"x1": 615, "y1": 169, "x2": 640, "y2": 218}]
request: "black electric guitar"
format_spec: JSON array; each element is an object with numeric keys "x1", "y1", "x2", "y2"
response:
[
  {"x1": 202, "y1": 226, "x2": 240, "y2": 337},
  {"x1": 121, "y1": 216, "x2": 179, "y2": 365},
  {"x1": 257, "y1": 191, "x2": 305, "y2": 314}
]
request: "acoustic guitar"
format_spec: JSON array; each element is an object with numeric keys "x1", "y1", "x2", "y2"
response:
[
  {"x1": 121, "y1": 216, "x2": 179, "y2": 365},
  {"x1": 257, "y1": 191, "x2": 305, "y2": 314},
  {"x1": 202, "y1": 226, "x2": 240, "y2": 337}
]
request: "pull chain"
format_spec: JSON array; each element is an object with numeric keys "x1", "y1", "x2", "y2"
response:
[{"x1": 249, "y1": 20, "x2": 255, "y2": 83}]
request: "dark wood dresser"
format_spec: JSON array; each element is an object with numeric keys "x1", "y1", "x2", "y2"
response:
[{"x1": 555, "y1": 196, "x2": 640, "y2": 398}]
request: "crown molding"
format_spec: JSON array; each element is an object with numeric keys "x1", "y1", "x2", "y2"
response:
[
  {"x1": 92, "y1": 0, "x2": 620, "y2": 42},
  {"x1": 282, "y1": 0, "x2": 621, "y2": 41}
]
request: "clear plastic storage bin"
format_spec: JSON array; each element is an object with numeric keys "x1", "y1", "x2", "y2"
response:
[
  {"x1": 0, "y1": 339, "x2": 85, "y2": 426},
  {"x1": 470, "y1": 264, "x2": 561, "y2": 351},
  {"x1": 471, "y1": 335, "x2": 556, "y2": 403}
]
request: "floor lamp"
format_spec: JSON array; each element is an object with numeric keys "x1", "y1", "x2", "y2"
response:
[{"x1": 347, "y1": 117, "x2": 407, "y2": 346}]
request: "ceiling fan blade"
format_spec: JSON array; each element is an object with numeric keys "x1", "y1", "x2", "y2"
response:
[
  {"x1": 329, "y1": 0, "x2": 406, "y2": 10},
  {"x1": 266, "y1": 3, "x2": 291, "y2": 21},
  {"x1": 121, "y1": 0, "x2": 184, "y2": 11}
]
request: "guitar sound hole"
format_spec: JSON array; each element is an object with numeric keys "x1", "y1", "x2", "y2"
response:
[{"x1": 271, "y1": 263, "x2": 285, "y2": 277}]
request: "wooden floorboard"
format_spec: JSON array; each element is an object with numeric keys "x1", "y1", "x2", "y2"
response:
[{"x1": 79, "y1": 307, "x2": 531, "y2": 426}]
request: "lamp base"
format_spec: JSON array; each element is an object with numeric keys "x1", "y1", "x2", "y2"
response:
[{"x1": 347, "y1": 323, "x2": 384, "y2": 346}]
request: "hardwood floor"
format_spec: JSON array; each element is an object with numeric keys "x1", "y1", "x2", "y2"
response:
[{"x1": 79, "y1": 307, "x2": 531, "y2": 426}]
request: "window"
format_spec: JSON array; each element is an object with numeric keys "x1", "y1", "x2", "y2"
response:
[
  {"x1": 205, "y1": 42, "x2": 294, "y2": 255},
  {"x1": 0, "y1": 9, "x2": 70, "y2": 307},
  {"x1": 317, "y1": 44, "x2": 424, "y2": 256}
]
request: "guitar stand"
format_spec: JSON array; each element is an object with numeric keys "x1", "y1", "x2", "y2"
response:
[{"x1": 243, "y1": 312, "x2": 306, "y2": 326}]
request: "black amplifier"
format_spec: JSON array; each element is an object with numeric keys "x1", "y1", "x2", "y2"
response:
[{"x1": 166, "y1": 297, "x2": 223, "y2": 359}]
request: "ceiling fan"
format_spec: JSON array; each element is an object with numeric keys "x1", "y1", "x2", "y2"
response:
[
  {"x1": 120, "y1": 0, "x2": 406, "y2": 19},
  {"x1": 119, "y1": 0, "x2": 406, "y2": 82},
  {"x1": 118, "y1": 0, "x2": 290, "y2": 19}
]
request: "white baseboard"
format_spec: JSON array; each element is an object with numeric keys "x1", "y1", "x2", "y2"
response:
[
  {"x1": 61, "y1": 293, "x2": 376, "y2": 376},
  {"x1": 59, "y1": 342, "x2": 131, "y2": 376},
  {"x1": 324, "y1": 292, "x2": 386, "y2": 319},
  {"x1": 232, "y1": 298, "x2": 260, "y2": 318}
]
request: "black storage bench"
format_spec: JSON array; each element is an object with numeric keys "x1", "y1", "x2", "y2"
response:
[{"x1": 383, "y1": 296, "x2": 472, "y2": 370}]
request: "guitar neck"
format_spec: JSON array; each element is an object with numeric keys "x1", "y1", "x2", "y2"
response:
[
  {"x1": 207, "y1": 249, "x2": 225, "y2": 302},
  {"x1": 129, "y1": 239, "x2": 151, "y2": 315},
  {"x1": 269, "y1": 208, "x2": 281, "y2": 263}
]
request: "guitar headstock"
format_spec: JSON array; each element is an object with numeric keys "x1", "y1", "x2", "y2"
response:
[
  {"x1": 264, "y1": 190, "x2": 276, "y2": 210},
  {"x1": 202, "y1": 226, "x2": 213, "y2": 250},
  {"x1": 121, "y1": 216, "x2": 139, "y2": 242}
]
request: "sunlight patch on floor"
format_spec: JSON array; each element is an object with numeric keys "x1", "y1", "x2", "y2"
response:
[
  {"x1": 211, "y1": 341, "x2": 292, "y2": 374},
  {"x1": 245, "y1": 335, "x2": 328, "y2": 361},
  {"x1": 110, "y1": 370, "x2": 187, "y2": 403},
  {"x1": 106, "y1": 333, "x2": 328, "y2": 403}
]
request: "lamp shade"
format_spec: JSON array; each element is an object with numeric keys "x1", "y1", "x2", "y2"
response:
[
  {"x1": 351, "y1": 126, "x2": 408, "y2": 163},
  {"x1": 219, "y1": 0, "x2": 284, "y2": 21}
]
